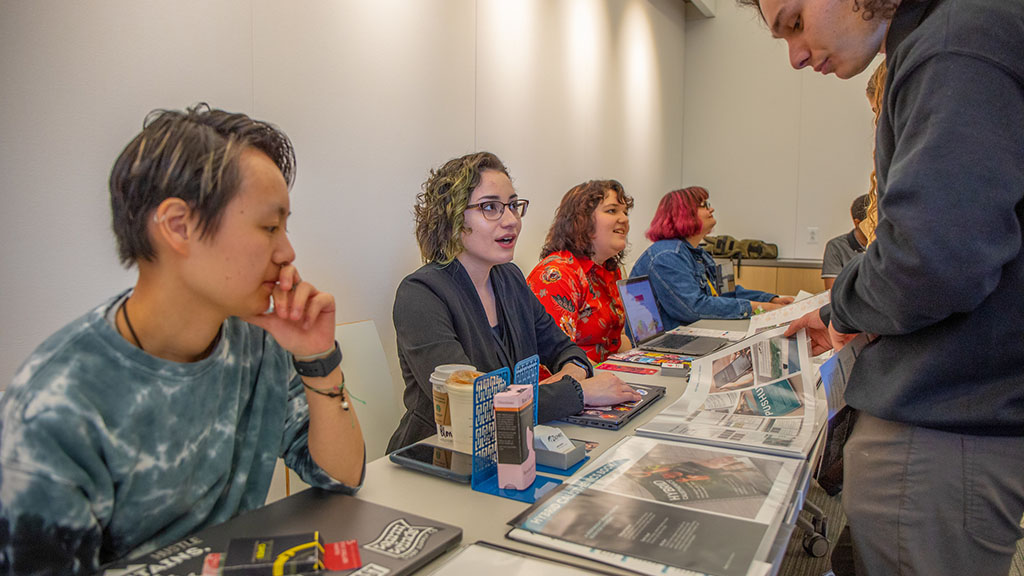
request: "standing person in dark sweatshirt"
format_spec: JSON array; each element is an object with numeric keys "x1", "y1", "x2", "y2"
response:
[
  {"x1": 740, "y1": 0, "x2": 1024, "y2": 574},
  {"x1": 387, "y1": 152, "x2": 638, "y2": 453}
]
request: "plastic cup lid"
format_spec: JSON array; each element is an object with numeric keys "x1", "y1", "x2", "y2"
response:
[{"x1": 432, "y1": 363, "x2": 476, "y2": 378}]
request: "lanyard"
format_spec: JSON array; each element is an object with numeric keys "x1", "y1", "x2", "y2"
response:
[{"x1": 706, "y1": 272, "x2": 720, "y2": 297}]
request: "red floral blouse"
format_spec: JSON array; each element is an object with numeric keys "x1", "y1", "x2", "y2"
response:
[{"x1": 527, "y1": 250, "x2": 625, "y2": 363}]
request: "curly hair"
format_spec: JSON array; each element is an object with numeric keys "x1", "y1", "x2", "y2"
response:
[
  {"x1": 109, "y1": 103, "x2": 296, "y2": 267},
  {"x1": 646, "y1": 187, "x2": 710, "y2": 242},
  {"x1": 415, "y1": 151, "x2": 510, "y2": 265},
  {"x1": 736, "y1": 0, "x2": 899, "y2": 22},
  {"x1": 861, "y1": 59, "x2": 887, "y2": 244},
  {"x1": 540, "y1": 180, "x2": 634, "y2": 270}
]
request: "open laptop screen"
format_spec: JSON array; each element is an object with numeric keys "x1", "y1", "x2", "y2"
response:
[{"x1": 617, "y1": 277, "x2": 665, "y2": 343}]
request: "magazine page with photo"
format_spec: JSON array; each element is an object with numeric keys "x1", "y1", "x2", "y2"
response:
[
  {"x1": 508, "y1": 436, "x2": 802, "y2": 576},
  {"x1": 636, "y1": 327, "x2": 824, "y2": 459}
]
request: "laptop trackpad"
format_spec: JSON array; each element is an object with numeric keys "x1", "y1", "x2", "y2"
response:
[{"x1": 678, "y1": 337, "x2": 728, "y2": 356}]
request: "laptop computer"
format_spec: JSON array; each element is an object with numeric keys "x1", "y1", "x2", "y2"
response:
[
  {"x1": 616, "y1": 276, "x2": 730, "y2": 356},
  {"x1": 100, "y1": 490, "x2": 462, "y2": 575},
  {"x1": 562, "y1": 383, "x2": 666, "y2": 430}
]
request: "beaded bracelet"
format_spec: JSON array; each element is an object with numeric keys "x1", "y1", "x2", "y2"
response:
[{"x1": 302, "y1": 371, "x2": 350, "y2": 410}]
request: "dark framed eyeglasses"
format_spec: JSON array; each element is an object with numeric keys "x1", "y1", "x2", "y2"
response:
[
  {"x1": 698, "y1": 199, "x2": 712, "y2": 210},
  {"x1": 466, "y1": 198, "x2": 530, "y2": 221}
]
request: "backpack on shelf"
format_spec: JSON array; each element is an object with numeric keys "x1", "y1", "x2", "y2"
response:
[{"x1": 703, "y1": 235, "x2": 778, "y2": 259}]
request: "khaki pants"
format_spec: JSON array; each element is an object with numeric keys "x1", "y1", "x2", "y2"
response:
[{"x1": 843, "y1": 412, "x2": 1024, "y2": 576}]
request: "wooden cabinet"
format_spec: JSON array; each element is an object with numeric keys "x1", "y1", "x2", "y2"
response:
[
  {"x1": 777, "y1": 267, "x2": 824, "y2": 295},
  {"x1": 732, "y1": 260, "x2": 823, "y2": 295},
  {"x1": 734, "y1": 266, "x2": 778, "y2": 293}
]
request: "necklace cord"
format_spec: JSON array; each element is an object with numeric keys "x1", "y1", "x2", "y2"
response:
[{"x1": 120, "y1": 299, "x2": 145, "y2": 352}]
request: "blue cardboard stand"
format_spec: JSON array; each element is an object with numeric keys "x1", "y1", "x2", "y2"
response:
[
  {"x1": 513, "y1": 356, "x2": 540, "y2": 425},
  {"x1": 471, "y1": 473, "x2": 562, "y2": 503},
  {"x1": 470, "y1": 358, "x2": 562, "y2": 502},
  {"x1": 469, "y1": 367, "x2": 508, "y2": 493}
]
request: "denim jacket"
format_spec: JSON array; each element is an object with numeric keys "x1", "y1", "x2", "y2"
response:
[{"x1": 630, "y1": 239, "x2": 777, "y2": 331}]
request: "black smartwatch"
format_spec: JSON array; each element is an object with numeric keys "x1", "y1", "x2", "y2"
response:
[
  {"x1": 566, "y1": 358, "x2": 592, "y2": 378},
  {"x1": 292, "y1": 341, "x2": 342, "y2": 378}
]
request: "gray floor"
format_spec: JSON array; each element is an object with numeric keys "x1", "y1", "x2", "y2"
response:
[{"x1": 778, "y1": 482, "x2": 1024, "y2": 576}]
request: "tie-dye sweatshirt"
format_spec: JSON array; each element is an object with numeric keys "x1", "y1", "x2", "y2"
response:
[{"x1": 0, "y1": 293, "x2": 362, "y2": 574}]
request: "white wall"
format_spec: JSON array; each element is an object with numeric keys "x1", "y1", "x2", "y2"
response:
[
  {"x1": 681, "y1": 0, "x2": 879, "y2": 259},
  {"x1": 0, "y1": 0, "x2": 686, "y2": 457}
]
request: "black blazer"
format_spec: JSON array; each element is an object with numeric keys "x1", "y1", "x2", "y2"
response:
[{"x1": 387, "y1": 260, "x2": 590, "y2": 453}]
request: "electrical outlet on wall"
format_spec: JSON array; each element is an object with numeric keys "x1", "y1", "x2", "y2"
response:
[{"x1": 807, "y1": 226, "x2": 820, "y2": 243}]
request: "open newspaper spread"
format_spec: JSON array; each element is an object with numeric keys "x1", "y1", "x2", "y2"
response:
[
  {"x1": 508, "y1": 436, "x2": 803, "y2": 576},
  {"x1": 636, "y1": 327, "x2": 825, "y2": 459}
]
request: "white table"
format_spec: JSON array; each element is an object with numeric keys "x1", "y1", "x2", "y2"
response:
[
  {"x1": 355, "y1": 318, "x2": 820, "y2": 575},
  {"x1": 355, "y1": 370, "x2": 690, "y2": 573}
]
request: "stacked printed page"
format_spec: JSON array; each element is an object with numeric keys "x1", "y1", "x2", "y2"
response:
[
  {"x1": 508, "y1": 435, "x2": 803, "y2": 576},
  {"x1": 636, "y1": 327, "x2": 825, "y2": 459}
]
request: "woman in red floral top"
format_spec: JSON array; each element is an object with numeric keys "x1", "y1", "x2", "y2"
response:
[{"x1": 528, "y1": 180, "x2": 633, "y2": 363}]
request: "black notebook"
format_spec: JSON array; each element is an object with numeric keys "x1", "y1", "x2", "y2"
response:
[{"x1": 100, "y1": 489, "x2": 462, "y2": 576}]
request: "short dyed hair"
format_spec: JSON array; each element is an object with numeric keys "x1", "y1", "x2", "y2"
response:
[
  {"x1": 851, "y1": 194, "x2": 870, "y2": 222},
  {"x1": 736, "y1": 0, "x2": 899, "y2": 22},
  {"x1": 646, "y1": 187, "x2": 709, "y2": 242},
  {"x1": 540, "y1": 180, "x2": 634, "y2": 270},
  {"x1": 109, "y1": 104, "x2": 295, "y2": 267},
  {"x1": 415, "y1": 151, "x2": 510, "y2": 265}
]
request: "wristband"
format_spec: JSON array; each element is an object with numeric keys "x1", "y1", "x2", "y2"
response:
[
  {"x1": 301, "y1": 372, "x2": 349, "y2": 410},
  {"x1": 566, "y1": 358, "x2": 592, "y2": 377},
  {"x1": 293, "y1": 341, "x2": 342, "y2": 378}
]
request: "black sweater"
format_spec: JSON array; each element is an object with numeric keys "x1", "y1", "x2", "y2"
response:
[
  {"x1": 387, "y1": 261, "x2": 589, "y2": 452},
  {"x1": 831, "y1": 0, "x2": 1024, "y2": 435}
]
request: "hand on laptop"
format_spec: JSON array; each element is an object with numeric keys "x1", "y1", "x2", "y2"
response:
[{"x1": 581, "y1": 372, "x2": 642, "y2": 407}]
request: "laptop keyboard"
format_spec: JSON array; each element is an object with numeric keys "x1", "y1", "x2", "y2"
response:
[{"x1": 651, "y1": 333, "x2": 696, "y2": 348}]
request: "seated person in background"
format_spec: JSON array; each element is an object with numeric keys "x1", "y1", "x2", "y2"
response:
[
  {"x1": 0, "y1": 105, "x2": 365, "y2": 575},
  {"x1": 387, "y1": 152, "x2": 639, "y2": 453},
  {"x1": 630, "y1": 187, "x2": 792, "y2": 331},
  {"x1": 821, "y1": 194, "x2": 870, "y2": 289},
  {"x1": 527, "y1": 180, "x2": 633, "y2": 363}
]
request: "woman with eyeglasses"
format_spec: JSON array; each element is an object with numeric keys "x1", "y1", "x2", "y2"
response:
[
  {"x1": 629, "y1": 187, "x2": 791, "y2": 331},
  {"x1": 527, "y1": 180, "x2": 633, "y2": 363},
  {"x1": 387, "y1": 152, "x2": 639, "y2": 453}
]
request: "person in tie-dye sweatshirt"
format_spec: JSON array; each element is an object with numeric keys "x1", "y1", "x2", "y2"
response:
[{"x1": 0, "y1": 105, "x2": 366, "y2": 574}]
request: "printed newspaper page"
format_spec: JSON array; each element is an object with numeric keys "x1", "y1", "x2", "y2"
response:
[
  {"x1": 508, "y1": 436, "x2": 802, "y2": 576},
  {"x1": 668, "y1": 325, "x2": 750, "y2": 342},
  {"x1": 744, "y1": 291, "x2": 830, "y2": 337},
  {"x1": 636, "y1": 327, "x2": 824, "y2": 459}
]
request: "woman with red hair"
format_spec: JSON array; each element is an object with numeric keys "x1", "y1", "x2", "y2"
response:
[
  {"x1": 528, "y1": 180, "x2": 633, "y2": 363},
  {"x1": 630, "y1": 187, "x2": 791, "y2": 331}
]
